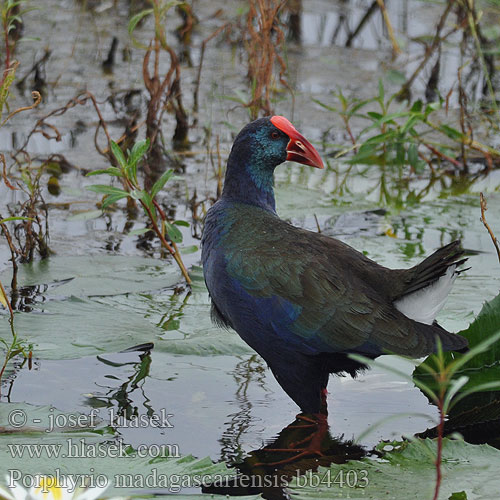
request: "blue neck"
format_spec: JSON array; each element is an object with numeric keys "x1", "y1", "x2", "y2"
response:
[{"x1": 222, "y1": 151, "x2": 276, "y2": 213}]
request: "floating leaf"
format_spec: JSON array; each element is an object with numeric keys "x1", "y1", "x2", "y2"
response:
[
  {"x1": 288, "y1": 439, "x2": 500, "y2": 500},
  {"x1": 0, "y1": 256, "x2": 250, "y2": 359},
  {"x1": 0, "y1": 403, "x2": 236, "y2": 497},
  {"x1": 414, "y1": 292, "x2": 500, "y2": 391}
]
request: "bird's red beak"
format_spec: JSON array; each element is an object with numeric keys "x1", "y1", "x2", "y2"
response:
[{"x1": 270, "y1": 115, "x2": 324, "y2": 169}]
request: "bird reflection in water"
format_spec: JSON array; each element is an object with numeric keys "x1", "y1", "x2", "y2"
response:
[
  {"x1": 207, "y1": 414, "x2": 366, "y2": 500},
  {"x1": 211, "y1": 355, "x2": 367, "y2": 500}
]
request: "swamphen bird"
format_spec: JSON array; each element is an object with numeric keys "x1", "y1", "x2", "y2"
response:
[{"x1": 201, "y1": 116, "x2": 468, "y2": 417}]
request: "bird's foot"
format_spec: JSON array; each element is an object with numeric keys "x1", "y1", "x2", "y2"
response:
[
  {"x1": 255, "y1": 448, "x2": 325, "y2": 467},
  {"x1": 288, "y1": 415, "x2": 318, "y2": 430},
  {"x1": 255, "y1": 413, "x2": 328, "y2": 467}
]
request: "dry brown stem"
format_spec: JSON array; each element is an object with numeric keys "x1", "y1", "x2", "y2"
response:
[
  {"x1": 398, "y1": 0, "x2": 457, "y2": 99},
  {"x1": 244, "y1": 0, "x2": 292, "y2": 119},
  {"x1": 193, "y1": 22, "x2": 231, "y2": 123},
  {"x1": 480, "y1": 192, "x2": 500, "y2": 264},
  {"x1": 14, "y1": 91, "x2": 111, "y2": 159},
  {"x1": 0, "y1": 90, "x2": 41, "y2": 128},
  {"x1": 375, "y1": 0, "x2": 401, "y2": 56}
]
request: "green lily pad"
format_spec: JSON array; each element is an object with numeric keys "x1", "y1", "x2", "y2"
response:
[
  {"x1": 0, "y1": 258, "x2": 250, "y2": 360},
  {"x1": 287, "y1": 439, "x2": 500, "y2": 499},
  {"x1": 414, "y1": 291, "x2": 500, "y2": 392},
  {"x1": 0, "y1": 256, "x2": 181, "y2": 298},
  {"x1": 0, "y1": 403, "x2": 242, "y2": 497}
]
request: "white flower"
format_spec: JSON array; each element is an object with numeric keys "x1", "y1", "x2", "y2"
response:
[{"x1": 0, "y1": 476, "x2": 113, "y2": 500}]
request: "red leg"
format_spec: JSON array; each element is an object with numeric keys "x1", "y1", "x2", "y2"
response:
[{"x1": 255, "y1": 413, "x2": 328, "y2": 467}]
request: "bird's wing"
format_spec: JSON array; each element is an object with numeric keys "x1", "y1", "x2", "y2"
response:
[{"x1": 221, "y1": 207, "x2": 466, "y2": 357}]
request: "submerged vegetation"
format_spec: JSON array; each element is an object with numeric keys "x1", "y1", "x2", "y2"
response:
[{"x1": 1, "y1": 0, "x2": 500, "y2": 498}]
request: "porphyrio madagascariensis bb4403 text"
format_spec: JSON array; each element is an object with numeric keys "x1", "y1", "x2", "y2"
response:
[{"x1": 201, "y1": 116, "x2": 468, "y2": 417}]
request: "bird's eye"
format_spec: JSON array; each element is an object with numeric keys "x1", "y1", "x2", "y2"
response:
[{"x1": 271, "y1": 131, "x2": 280, "y2": 139}]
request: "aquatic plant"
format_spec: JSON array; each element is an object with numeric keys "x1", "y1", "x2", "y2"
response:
[
  {"x1": 398, "y1": 0, "x2": 497, "y2": 111},
  {"x1": 1, "y1": 0, "x2": 28, "y2": 88},
  {"x1": 316, "y1": 0, "x2": 500, "y2": 174},
  {"x1": 316, "y1": 80, "x2": 500, "y2": 173},
  {"x1": 86, "y1": 138, "x2": 192, "y2": 284},
  {"x1": 352, "y1": 291, "x2": 500, "y2": 500},
  {"x1": 0, "y1": 214, "x2": 33, "y2": 392},
  {"x1": 227, "y1": 0, "x2": 291, "y2": 120},
  {"x1": 480, "y1": 192, "x2": 500, "y2": 264},
  {"x1": 0, "y1": 35, "x2": 41, "y2": 390},
  {"x1": 129, "y1": 0, "x2": 190, "y2": 173}
]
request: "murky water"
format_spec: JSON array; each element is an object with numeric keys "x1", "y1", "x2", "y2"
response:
[{"x1": 1, "y1": 0, "x2": 500, "y2": 497}]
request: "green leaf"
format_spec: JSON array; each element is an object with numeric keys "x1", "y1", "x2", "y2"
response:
[
  {"x1": 396, "y1": 142, "x2": 405, "y2": 166},
  {"x1": 20, "y1": 169, "x2": 33, "y2": 192},
  {"x1": 86, "y1": 185, "x2": 128, "y2": 196},
  {"x1": 166, "y1": 221, "x2": 183, "y2": 243},
  {"x1": 408, "y1": 143, "x2": 419, "y2": 168},
  {"x1": 128, "y1": 227, "x2": 153, "y2": 236},
  {"x1": 0, "y1": 216, "x2": 34, "y2": 223},
  {"x1": 102, "y1": 192, "x2": 130, "y2": 208},
  {"x1": 449, "y1": 492, "x2": 468, "y2": 500},
  {"x1": 443, "y1": 375, "x2": 469, "y2": 414},
  {"x1": 180, "y1": 245, "x2": 198, "y2": 254},
  {"x1": 130, "y1": 137, "x2": 149, "y2": 159},
  {"x1": 378, "y1": 78, "x2": 385, "y2": 103},
  {"x1": 173, "y1": 220, "x2": 190, "y2": 227},
  {"x1": 410, "y1": 100, "x2": 423, "y2": 113},
  {"x1": 372, "y1": 110, "x2": 412, "y2": 126},
  {"x1": 127, "y1": 138, "x2": 149, "y2": 182},
  {"x1": 85, "y1": 167, "x2": 123, "y2": 177},
  {"x1": 110, "y1": 141, "x2": 127, "y2": 169},
  {"x1": 386, "y1": 69, "x2": 407, "y2": 85},
  {"x1": 415, "y1": 292, "x2": 500, "y2": 383},
  {"x1": 288, "y1": 439, "x2": 500, "y2": 500},
  {"x1": 401, "y1": 115, "x2": 422, "y2": 135},
  {"x1": 0, "y1": 404, "x2": 236, "y2": 498},
  {"x1": 414, "y1": 292, "x2": 500, "y2": 425},
  {"x1": 0, "y1": 257, "x2": 250, "y2": 359},
  {"x1": 439, "y1": 124, "x2": 465, "y2": 141},
  {"x1": 425, "y1": 101, "x2": 442, "y2": 115},
  {"x1": 346, "y1": 143, "x2": 380, "y2": 164},
  {"x1": 151, "y1": 169, "x2": 174, "y2": 199},
  {"x1": 128, "y1": 8, "x2": 154, "y2": 35},
  {"x1": 131, "y1": 189, "x2": 155, "y2": 219},
  {"x1": 129, "y1": 188, "x2": 146, "y2": 201},
  {"x1": 364, "y1": 131, "x2": 395, "y2": 145},
  {"x1": 311, "y1": 98, "x2": 337, "y2": 113},
  {"x1": 366, "y1": 111, "x2": 383, "y2": 120}
]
